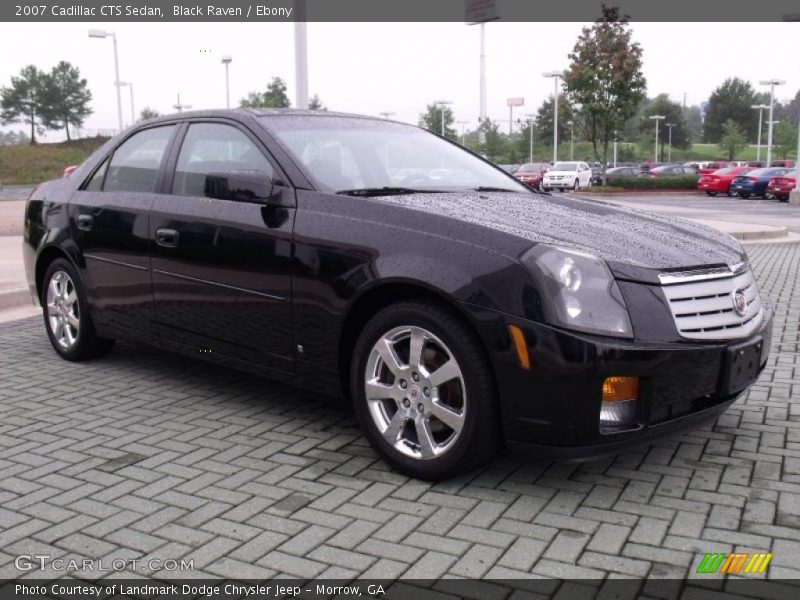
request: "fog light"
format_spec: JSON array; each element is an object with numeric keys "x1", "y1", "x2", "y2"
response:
[{"x1": 600, "y1": 376, "x2": 639, "y2": 432}]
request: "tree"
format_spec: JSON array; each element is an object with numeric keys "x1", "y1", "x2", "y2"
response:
[
  {"x1": 39, "y1": 61, "x2": 92, "y2": 141},
  {"x1": 637, "y1": 94, "x2": 690, "y2": 161},
  {"x1": 308, "y1": 94, "x2": 326, "y2": 110},
  {"x1": 139, "y1": 107, "x2": 160, "y2": 120},
  {"x1": 718, "y1": 119, "x2": 747, "y2": 160},
  {"x1": 0, "y1": 65, "x2": 48, "y2": 144},
  {"x1": 264, "y1": 77, "x2": 290, "y2": 107},
  {"x1": 703, "y1": 78, "x2": 758, "y2": 143},
  {"x1": 419, "y1": 103, "x2": 457, "y2": 139},
  {"x1": 685, "y1": 105, "x2": 703, "y2": 142},
  {"x1": 563, "y1": 5, "x2": 647, "y2": 182},
  {"x1": 239, "y1": 76, "x2": 291, "y2": 108},
  {"x1": 772, "y1": 122, "x2": 798, "y2": 160},
  {"x1": 478, "y1": 119, "x2": 507, "y2": 161},
  {"x1": 239, "y1": 91, "x2": 266, "y2": 108},
  {"x1": 533, "y1": 95, "x2": 575, "y2": 148}
]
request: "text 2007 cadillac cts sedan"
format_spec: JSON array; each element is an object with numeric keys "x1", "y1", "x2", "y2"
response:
[{"x1": 23, "y1": 109, "x2": 773, "y2": 480}]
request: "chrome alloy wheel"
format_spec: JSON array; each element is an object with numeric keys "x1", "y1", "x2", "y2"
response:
[
  {"x1": 46, "y1": 270, "x2": 80, "y2": 350},
  {"x1": 364, "y1": 326, "x2": 466, "y2": 460}
]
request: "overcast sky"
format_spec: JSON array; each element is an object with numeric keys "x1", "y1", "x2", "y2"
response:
[{"x1": 0, "y1": 21, "x2": 798, "y2": 140}]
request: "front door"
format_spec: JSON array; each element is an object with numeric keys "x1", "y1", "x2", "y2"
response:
[{"x1": 149, "y1": 121, "x2": 294, "y2": 371}]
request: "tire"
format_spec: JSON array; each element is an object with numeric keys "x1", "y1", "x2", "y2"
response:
[
  {"x1": 350, "y1": 301, "x2": 501, "y2": 480},
  {"x1": 706, "y1": 191, "x2": 718, "y2": 197},
  {"x1": 573, "y1": 179, "x2": 579, "y2": 190},
  {"x1": 727, "y1": 186, "x2": 737, "y2": 198},
  {"x1": 41, "y1": 258, "x2": 115, "y2": 361},
  {"x1": 739, "y1": 192, "x2": 751, "y2": 199}
]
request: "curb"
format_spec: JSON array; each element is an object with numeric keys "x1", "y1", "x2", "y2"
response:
[{"x1": 0, "y1": 288, "x2": 33, "y2": 311}]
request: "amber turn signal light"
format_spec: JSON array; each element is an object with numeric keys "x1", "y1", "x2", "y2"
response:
[
  {"x1": 602, "y1": 376, "x2": 639, "y2": 403},
  {"x1": 508, "y1": 324, "x2": 530, "y2": 370}
]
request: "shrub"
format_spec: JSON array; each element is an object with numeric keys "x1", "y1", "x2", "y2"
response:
[{"x1": 602, "y1": 175, "x2": 699, "y2": 190}]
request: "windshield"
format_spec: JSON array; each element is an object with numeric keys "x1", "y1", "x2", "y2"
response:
[
  {"x1": 551, "y1": 163, "x2": 578, "y2": 171},
  {"x1": 261, "y1": 115, "x2": 528, "y2": 194},
  {"x1": 519, "y1": 163, "x2": 545, "y2": 172}
]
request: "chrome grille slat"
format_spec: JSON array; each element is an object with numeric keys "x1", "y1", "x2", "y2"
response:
[{"x1": 660, "y1": 266, "x2": 763, "y2": 340}]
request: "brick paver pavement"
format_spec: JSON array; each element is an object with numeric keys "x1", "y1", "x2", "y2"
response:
[{"x1": 0, "y1": 243, "x2": 797, "y2": 581}]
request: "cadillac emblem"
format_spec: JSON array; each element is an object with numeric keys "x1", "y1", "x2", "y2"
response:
[{"x1": 732, "y1": 289, "x2": 748, "y2": 316}]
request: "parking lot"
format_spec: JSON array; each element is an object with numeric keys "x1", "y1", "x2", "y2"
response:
[
  {"x1": 583, "y1": 192, "x2": 800, "y2": 234},
  {"x1": 0, "y1": 241, "x2": 797, "y2": 585}
]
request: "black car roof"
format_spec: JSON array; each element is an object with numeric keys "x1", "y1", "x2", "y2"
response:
[{"x1": 141, "y1": 107, "x2": 388, "y2": 126}]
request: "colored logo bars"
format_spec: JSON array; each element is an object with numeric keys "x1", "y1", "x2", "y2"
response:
[{"x1": 696, "y1": 552, "x2": 773, "y2": 574}]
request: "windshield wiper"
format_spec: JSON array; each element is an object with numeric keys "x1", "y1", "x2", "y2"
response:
[
  {"x1": 336, "y1": 187, "x2": 441, "y2": 197},
  {"x1": 469, "y1": 186, "x2": 520, "y2": 193}
]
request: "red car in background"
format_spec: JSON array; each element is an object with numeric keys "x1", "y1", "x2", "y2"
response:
[
  {"x1": 512, "y1": 162, "x2": 549, "y2": 189},
  {"x1": 697, "y1": 161, "x2": 730, "y2": 175},
  {"x1": 766, "y1": 175, "x2": 797, "y2": 201},
  {"x1": 697, "y1": 166, "x2": 755, "y2": 196}
]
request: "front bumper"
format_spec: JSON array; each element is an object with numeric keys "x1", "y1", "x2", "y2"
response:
[{"x1": 463, "y1": 298, "x2": 773, "y2": 460}]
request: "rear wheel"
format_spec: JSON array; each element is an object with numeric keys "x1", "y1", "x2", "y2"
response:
[
  {"x1": 351, "y1": 301, "x2": 501, "y2": 480},
  {"x1": 727, "y1": 186, "x2": 737, "y2": 197},
  {"x1": 42, "y1": 258, "x2": 114, "y2": 361},
  {"x1": 706, "y1": 191, "x2": 718, "y2": 197}
]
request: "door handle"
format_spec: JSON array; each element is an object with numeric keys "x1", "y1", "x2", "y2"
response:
[
  {"x1": 155, "y1": 228, "x2": 180, "y2": 248},
  {"x1": 77, "y1": 214, "x2": 93, "y2": 231}
]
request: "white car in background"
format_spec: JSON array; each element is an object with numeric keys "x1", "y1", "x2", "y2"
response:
[{"x1": 541, "y1": 161, "x2": 593, "y2": 192}]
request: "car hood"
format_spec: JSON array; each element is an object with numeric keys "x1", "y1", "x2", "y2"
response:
[{"x1": 377, "y1": 191, "x2": 745, "y2": 284}]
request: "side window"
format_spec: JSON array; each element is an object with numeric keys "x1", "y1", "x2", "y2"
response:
[
  {"x1": 84, "y1": 157, "x2": 109, "y2": 191},
  {"x1": 103, "y1": 126, "x2": 175, "y2": 193},
  {"x1": 172, "y1": 123, "x2": 275, "y2": 197}
]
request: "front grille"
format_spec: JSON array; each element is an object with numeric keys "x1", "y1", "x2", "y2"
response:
[{"x1": 659, "y1": 264, "x2": 763, "y2": 340}]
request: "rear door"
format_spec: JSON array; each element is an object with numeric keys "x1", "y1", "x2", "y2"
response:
[
  {"x1": 149, "y1": 120, "x2": 295, "y2": 371},
  {"x1": 69, "y1": 124, "x2": 177, "y2": 340}
]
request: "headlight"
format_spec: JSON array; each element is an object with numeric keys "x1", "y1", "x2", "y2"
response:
[{"x1": 521, "y1": 244, "x2": 633, "y2": 338}]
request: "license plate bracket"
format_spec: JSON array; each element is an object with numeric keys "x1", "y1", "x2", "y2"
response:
[{"x1": 721, "y1": 338, "x2": 763, "y2": 396}]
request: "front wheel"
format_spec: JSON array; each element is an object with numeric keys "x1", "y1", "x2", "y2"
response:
[
  {"x1": 727, "y1": 186, "x2": 737, "y2": 197},
  {"x1": 706, "y1": 191, "x2": 718, "y2": 197},
  {"x1": 42, "y1": 258, "x2": 114, "y2": 361},
  {"x1": 573, "y1": 179, "x2": 579, "y2": 190},
  {"x1": 351, "y1": 301, "x2": 500, "y2": 480}
]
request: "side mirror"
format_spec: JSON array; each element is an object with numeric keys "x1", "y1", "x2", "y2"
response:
[{"x1": 204, "y1": 171, "x2": 274, "y2": 203}]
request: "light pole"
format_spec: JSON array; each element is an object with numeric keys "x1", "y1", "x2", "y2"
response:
[
  {"x1": 294, "y1": 0, "x2": 308, "y2": 109},
  {"x1": 649, "y1": 115, "x2": 665, "y2": 163},
  {"x1": 118, "y1": 82, "x2": 134, "y2": 125},
  {"x1": 524, "y1": 113, "x2": 535, "y2": 163},
  {"x1": 434, "y1": 100, "x2": 452, "y2": 137},
  {"x1": 457, "y1": 120, "x2": 469, "y2": 146},
  {"x1": 567, "y1": 120, "x2": 574, "y2": 160},
  {"x1": 783, "y1": 14, "x2": 800, "y2": 203},
  {"x1": 665, "y1": 123, "x2": 675, "y2": 163},
  {"x1": 759, "y1": 79, "x2": 785, "y2": 167},
  {"x1": 173, "y1": 93, "x2": 192, "y2": 113},
  {"x1": 543, "y1": 71, "x2": 561, "y2": 163},
  {"x1": 88, "y1": 29, "x2": 123, "y2": 133},
  {"x1": 751, "y1": 104, "x2": 769, "y2": 162},
  {"x1": 221, "y1": 55, "x2": 232, "y2": 109},
  {"x1": 613, "y1": 132, "x2": 618, "y2": 167}
]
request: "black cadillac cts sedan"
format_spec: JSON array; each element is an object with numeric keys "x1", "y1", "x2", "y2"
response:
[{"x1": 23, "y1": 109, "x2": 773, "y2": 480}]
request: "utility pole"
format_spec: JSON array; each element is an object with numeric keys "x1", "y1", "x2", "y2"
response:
[
  {"x1": 666, "y1": 123, "x2": 675, "y2": 163},
  {"x1": 524, "y1": 113, "x2": 535, "y2": 163},
  {"x1": 457, "y1": 120, "x2": 470, "y2": 146}
]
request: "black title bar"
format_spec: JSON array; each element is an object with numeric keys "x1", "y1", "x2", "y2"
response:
[{"x1": 2, "y1": 0, "x2": 800, "y2": 22}]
